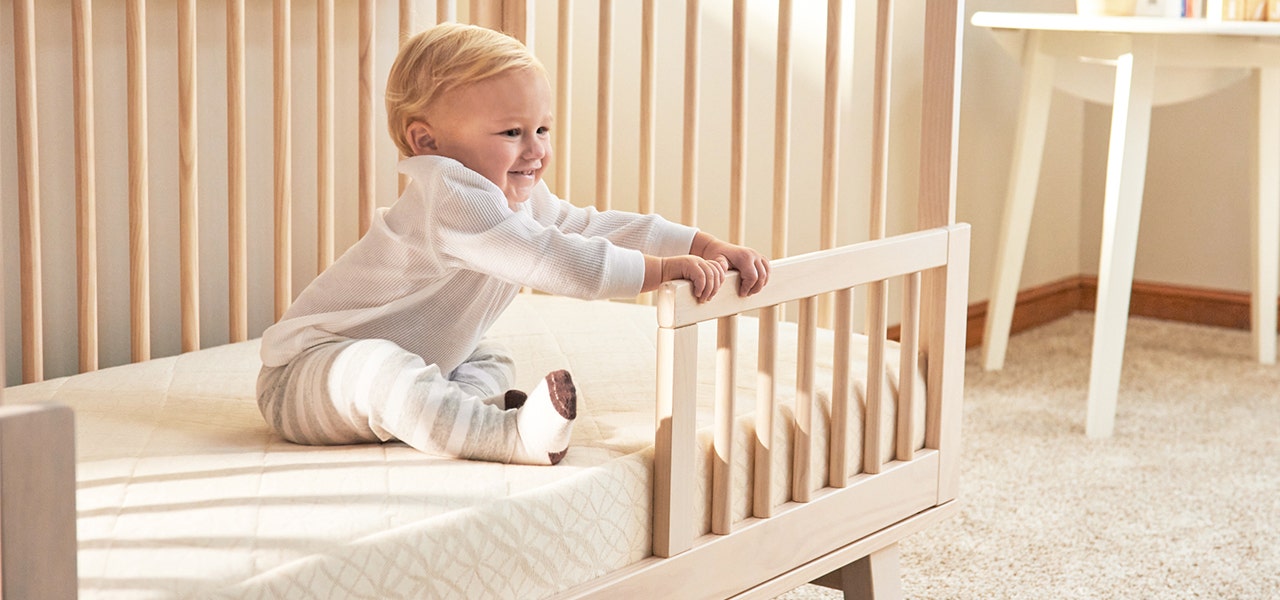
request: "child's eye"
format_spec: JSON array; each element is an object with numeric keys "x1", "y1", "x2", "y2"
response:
[
  {"x1": 502, "y1": 129, "x2": 521, "y2": 137},
  {"x1": 536, "y1": 126, "x2": 550, "y2": 135}
]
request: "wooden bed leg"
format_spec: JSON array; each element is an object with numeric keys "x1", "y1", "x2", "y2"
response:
[{"x1": 812, "y1": 544, "x2": 903, "y2": 600}]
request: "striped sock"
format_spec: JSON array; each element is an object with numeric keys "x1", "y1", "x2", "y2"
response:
[{"x1": 511, "y1": 370, "x2": 577, "y2": 465}]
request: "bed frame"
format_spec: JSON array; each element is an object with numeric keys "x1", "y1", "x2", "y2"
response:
[{"x1": 0, "y1": 0, "x2": 967, "y2": 598}]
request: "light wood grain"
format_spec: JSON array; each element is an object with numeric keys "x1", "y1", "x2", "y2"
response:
[
  {"x1": 753, "y1": 304, "x2": 778, "y2": 519},
  {"x1": 179, "y1": 0, "x2": 200, "y2": 353},
  {"x1": 896, "y1": 272, "x2": 921, "y2": 462},
  {"x1": 864, "y1": 280, "x2": 887, "y2": 476},
  {"x1": 791, "y1": 296, "x2": 816, "y2": 503},
  {"x1": 729, "y1": 0, "x2": 747, "y2": 245},
  {"x1": 73, "y1": 0, "x2": 98, "y2": 373},
  {"x1": 820, "y1": 0, "x2": 843, "y2": 253},
  {"x1": 318, "y1": 0, "x2": 335, "y2": 272},
  {"x1": 14, "y1": 0, "x2": 42, "y2": 383},
  {"x1": 871, "y1": 0, "x2": 894, "y2": 241},
  {"x1": 594, "y1": 0, "x2": 613, "y2": 211},
  {"x1": 772, "y1": 0, "x2": 793, "y2": 260},
  {"x1": 681, "y1": 0, "x2": 701, "y2": 227},
  {"x1": 712, "y1": 315, "x2": 737, "y2": 535},
  {"x1": 274, "y1": 0, "x2": 293, "y2": 322},
  {"x1": 359, "y1": 0, "x2": 375, "y2": 237},
  {"x1": 128, "y1": 0, "x2": 151, "y2": 363},
  {"x1": 653, "y1": 319, "x2": 698, "y2": 558},
  {"x1": 555, "y1": 0, "x2": 573, "y2": 195},
  {"x1": 227, "y1": 0, "x2": 249, "y2": 343},
  {"x1": 438, "y1": 0, "x2": 456, "y2": 23},
  {"x1": 639, "y1": 0, "x2": 657, "y2": 215},
  {"x1": 829, "y1": 288, "x2": 853, "y2": 488},
  {"x1": 919, "y1": 0, "x2": 963, "y2": 229}
]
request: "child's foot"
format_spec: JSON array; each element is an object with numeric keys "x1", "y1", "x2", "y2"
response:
[{"x1": 511, "y1": 370, "x2": 576, "y2": 465}]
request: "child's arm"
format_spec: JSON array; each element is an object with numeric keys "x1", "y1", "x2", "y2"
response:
[
  {"x1": 688, "y1": 232, "x2": 771, "y2": 297},
  {"x1": 641, "y1": 255, "x2": 726, "y2": 303}
]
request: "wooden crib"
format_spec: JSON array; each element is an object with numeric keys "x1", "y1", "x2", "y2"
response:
[{"x1": 0, "y1": 0, "x2": 967, "y2": 598}]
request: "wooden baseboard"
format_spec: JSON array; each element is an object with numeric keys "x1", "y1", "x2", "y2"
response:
[{"x1": 963, "y1": 276, "x2": 1260, "y2": 349}]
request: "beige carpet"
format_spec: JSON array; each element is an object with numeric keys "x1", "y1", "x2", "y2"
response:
[{"x1": 776, "y1": 313, "x2": 1280, "y2": 599}]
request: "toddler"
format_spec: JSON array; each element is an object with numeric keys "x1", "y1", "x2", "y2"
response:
[{"x1": 256, "y1": 22, "x2": 770, "y2": 465}]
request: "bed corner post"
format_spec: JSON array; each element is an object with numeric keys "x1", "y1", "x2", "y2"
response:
[{"x1": 0, "y1": 404, "x2": 78, "y2": 599}]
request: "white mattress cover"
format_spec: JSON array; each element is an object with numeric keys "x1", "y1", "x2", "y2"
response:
[{"x1": 6, "y1": 295, "x2": 924, "y2": 599}]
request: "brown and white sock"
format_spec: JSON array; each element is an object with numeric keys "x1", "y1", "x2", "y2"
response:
[{"x1": 510, "y1": 370, "x2": 577, "y2": 465}]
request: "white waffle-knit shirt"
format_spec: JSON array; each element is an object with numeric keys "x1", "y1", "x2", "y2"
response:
[{"x1": 260, "y1": 155, "x2": 698, "y2": 373}]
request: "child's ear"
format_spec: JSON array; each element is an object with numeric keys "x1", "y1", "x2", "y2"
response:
[{"x1": 406, "y1": 121, "x2": 437, "y2": 155}]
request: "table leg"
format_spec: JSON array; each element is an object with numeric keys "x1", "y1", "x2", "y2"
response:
[
  {"x1": 1254, "y1": 68, "x2": 1279, "y2": 365},
  {"x1": 983, "y1": 32, "x2": 1056, "y2": 371},
  {"x1": 1087, "y1": 41, "x2": 1156, "y2": 439}
]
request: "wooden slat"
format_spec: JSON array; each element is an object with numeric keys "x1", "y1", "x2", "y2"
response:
[
  {"x1": 594, "y1": 0, "x2": 613, "y2": 211},
  {"x1": 681, "y1": 0, "x2": 701, "y2": 227},
  {"x1": 772, "y1": 0, "x2": 792, "y2": 260},
  {"x1": 918, "y1": 0, "x2": 963, "y2": 230},
  {"x1": 729, "y1": 0, "x2": 747, "y2": 245},
  {"x1": 897, "y1": 272, "x2": 921, "y2": 462},
  {"x1": 438, "y1": 0, "x2": 457, "y2": 23},
  {"x1": 179, "y1": 0, "x2": 200, "y2": 353},
  {"x1": 791, "y1": 296, "x2": 817, "y2": 503},
  {"x1": 228, "y1": 0, "x2": 248, "y2": 342},
  {"x1": 14, "y1": 0, "x2": 42, "y2": 383},
  {"x1": 829, "y1": 288, "x2": 853, "y2": 488},
  {"x1": 819, "y1": 0, "x2": 843, "y2": 252},
  {"x1": 657, "y1": 229, "x2": 950, "y2": 328},
  {"x1": 753, "y1": 304, "x2": 778, "y2": 519},
  {"x1": 274, "y1": 0, "x2": 293, "y2": 321},
  {"x1": 73, "y1": 0, "x2": 99, "y2": 373},
  {"x1": 638, "y1": 0, "x2": 656, "y2": 215},
  {"x1": 927, "y1": 225, "x2": 971, "y2": 503},
  {"x1": 712, "y1": 315, "x2": 737, "y2": 535},
  {"x1": 554, "y1": 0, "x2": 572, "y2": 195},
  {"x1": 864, "y1": 279, "x2": 888, "y2": 476},
  {"x1": 653, "y1": 321, "x2": 698, "y2": 558},
  {"x1": 359, "y1": 0, "x2": 376, "y2": 236},
  {"x1": 871, "y1": 0, "x2": 894, "y2": 240},
  {"x1": 318, "y1": 0, "x2": 335, "y2": 272},
  {"x1": 401, "y1": 0, "x2": 413, "y2": 37},
  {"x1": 128, "y1": 0, "x2": 151, "y2": 363},
  {"x1": 818, "y1": 0, "x2": 844, "y2": 327}
]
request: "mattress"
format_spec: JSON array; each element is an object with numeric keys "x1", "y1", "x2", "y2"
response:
[{"x1": 5, "y1": 294, "x2": 924, "y2": 599}]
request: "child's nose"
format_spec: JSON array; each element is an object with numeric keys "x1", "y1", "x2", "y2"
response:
[{"x1": 524, "y1": 137, "x2": 547, "y2": 160}]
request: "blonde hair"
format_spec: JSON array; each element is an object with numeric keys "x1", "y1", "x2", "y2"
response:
[{"x1": 386, "y1": 22, "x2": 546, "y2": 157}]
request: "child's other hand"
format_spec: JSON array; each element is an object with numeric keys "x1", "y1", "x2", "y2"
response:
[
  {"x1": 661, "y1": 255, "x2": 726, "y2": 303},
  {"x1": 698, "y1": 239, "x2": 770, "y2": 297}
]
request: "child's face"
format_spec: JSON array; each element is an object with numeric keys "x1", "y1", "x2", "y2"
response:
[{"x1": 413, "y1": 68, "x2": 553, "y2": 210}]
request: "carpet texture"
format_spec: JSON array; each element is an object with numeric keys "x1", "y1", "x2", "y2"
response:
[{"x1": 775, "y1": 313, "x2": 1280, "y2": 599}]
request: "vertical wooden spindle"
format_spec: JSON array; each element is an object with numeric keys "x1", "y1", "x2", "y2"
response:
[
  {"x1": 594, "y1": 0, "x2": 613, "y2": 211},
  {"x1": 128, "y1": 0, "x2": 151, "y2": 362},
  {"x1": 73, "y1": 0, "x2": 99, "y2": 372},
  {"x1": 753, "y1": 304, "x2": 778, "y2": 518},
  {"x1": 228, "y1": 0, "x2": 248, "y2": 342},
  {"x1": 772, "y1": 0, "x2": 792, "y2": 261},
  {"x1": 274, "y1": 0, "x2": 292, "y2": 321},
  {"x1": 179, "y1": 0, "x2": 200, "y2": 353},
  {"x1": 897, "y1": 272, "x2": 921, "y2": 461},
  {"x1": 359, "y1": 0, "x2": 376, "y2": 236},
  {"x1": 681, "y1": 0, "x2": 701, "y2": 227},
  {"x1": 14, "y1": 0, "x2": 43, "y2": 382},
  {"x1": 638, "y1": 0, "x2": 656, "y2": 215},
  {"x1": 554, "y1": 0, "x2": 572, "y2": 196},
  {"x1": 318, "y1": 0, "x2": 335, "y2": 272},
  {"x1": 712, "y1": 314, "x2": 737, "y2": 535},
  {"x1": 729, "y1": 0, "x2": 747, "y2": 245},
  {"x1": 792, "y1": 296, "x2": 816, "y2": 503},
  {"x1": 829, "y1": 288, "x2": 853, "y2": 487}
]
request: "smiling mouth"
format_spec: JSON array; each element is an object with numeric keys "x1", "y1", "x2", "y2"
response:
[{"x1": 510, "y1": 169, "x2": 536, "y2": 177}]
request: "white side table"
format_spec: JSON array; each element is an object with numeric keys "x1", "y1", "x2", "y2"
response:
[{"x1": 973, "y1": 12, "x2": 1280, "y2": 437}]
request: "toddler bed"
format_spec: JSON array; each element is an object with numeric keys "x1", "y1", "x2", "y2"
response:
[{"x1": 0, "y1": 0, "x2": 967, "y2": 598}]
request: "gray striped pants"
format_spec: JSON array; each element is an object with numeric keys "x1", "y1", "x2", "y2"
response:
[{"x1": 256, "y1": 338, "x2": 523, "y2": 462}]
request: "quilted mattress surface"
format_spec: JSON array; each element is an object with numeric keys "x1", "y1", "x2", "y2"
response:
[{"x1": 6, "y1": 295, "x2": 923, "y2": 599}]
